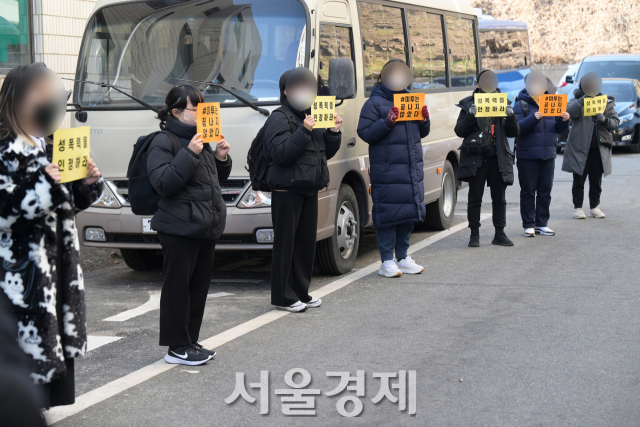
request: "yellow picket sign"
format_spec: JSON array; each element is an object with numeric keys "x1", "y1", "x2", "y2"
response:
[
  {"x1": 197, "y1": 102, "x2": 222, "y2": 143},
  {"x1": 52, "y1": 126, "x2": 90, "y2": 183},
  {"x1": 393, "y1": 93, "x2": 425, "y2": 121},
  {"x1": 311, "y1": 96, "x2": 336, "y2": 128},
  {"x1": 584, "y1": 95, "x2": 607, "y2": 117},
  {"x1": 474, "y1": 93, "x2": 508, "y2": 117},
  {"x1": 540, "y1": 94, "x2": 568, "y2": 116}
]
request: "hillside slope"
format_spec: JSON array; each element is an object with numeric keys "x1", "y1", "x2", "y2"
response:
[{"x1": 472, "y1": 0, "x2": 640, "y2": 64}]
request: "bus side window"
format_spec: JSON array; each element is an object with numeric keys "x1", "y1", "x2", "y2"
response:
[
  {"x1": 358, "y1": 2, "x2": 407, "y2": 95},
  {"x1": 407, "y1": 10, "x2": 447, "y2": 89},
  {"x1": 317, "y1": 25, "x2": 354, "y2": 95},
  {"x1": 445, "y1": 16, "x2": 477, "y2": 87}
]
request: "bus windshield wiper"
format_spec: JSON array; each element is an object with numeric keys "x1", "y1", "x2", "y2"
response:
[
  {"x1": 61, "y1": 78, "x2": 160, "y2": 113},
  {"x1": 176, "y1": 78, "x2": 270, "y2": 117}
]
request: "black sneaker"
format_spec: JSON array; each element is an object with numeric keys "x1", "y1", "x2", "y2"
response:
[
  {"x1": 164, "y1": 345, "x2": 211, "y2": 365},
  {"x1": 468, "y1": 230, "x2": 480, "y2": 247},
  {"x1": 492, "y1": 231, "x2": 514, "y2": 246},
  {"x1": 191, "y1": 342, "x2": 216, "y2": 358}
]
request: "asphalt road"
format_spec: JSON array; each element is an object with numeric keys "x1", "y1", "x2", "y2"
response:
[{"x1": 45, "y1": 151, "x2": 640, "y2": 426}]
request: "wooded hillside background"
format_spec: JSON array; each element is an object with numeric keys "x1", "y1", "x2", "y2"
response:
[{"x1": 471, "y1": 0, "x2": 640, "y2": 64}]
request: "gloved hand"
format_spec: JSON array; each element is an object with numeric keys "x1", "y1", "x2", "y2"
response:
[
  {"x1": 506, "y1": 105, "x2": 514, "y2": 117},
  {"x1": 386, "y1": 106, "x2": 399, "y2": 126},
  {"x1": 468, "y1": 104, "x2": 477, "y2": 117},
  {"x1": 420, "y1": 105, "x2": 430, "y2": 122},
  {"x1": 595, "y1": 113, "x2": 607, "y2": 124}
]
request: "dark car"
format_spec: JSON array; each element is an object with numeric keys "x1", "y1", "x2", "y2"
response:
[
  {"x1": 557, "y1": 54, "x2": 640, "y2": 95},
  {"x1": 557, "y1": 78, "x2": 640, "y2": 153}
]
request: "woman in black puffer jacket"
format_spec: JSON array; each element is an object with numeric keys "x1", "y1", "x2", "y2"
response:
[
  {"x1": 146, "y1": 85, "x2": 231, "y2": 366},
  {"x1": 264, "y1": 68, "x2": 342, "y2": 313}
]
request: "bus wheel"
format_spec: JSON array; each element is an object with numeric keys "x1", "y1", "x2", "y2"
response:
[
  {"x1": 316, "y1": 184, "x2": 360, "y2": 276},
  {"x1": 120, "y1": 249, "x2": 162, "y2": 271},
  {"x1": 423, "y1": 160, "x2": 457, "y2": 230}
]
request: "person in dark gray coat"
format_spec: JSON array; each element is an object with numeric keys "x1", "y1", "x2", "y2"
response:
[
  {"x1": 146, "y1": 85, "x2": 231, "y2": 365},
  {"x1": 561, "y1": 73, "x2": 619, "y2": 219}
]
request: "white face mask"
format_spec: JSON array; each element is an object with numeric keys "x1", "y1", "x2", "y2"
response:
[{"x1": 288, "y1": 89, "x2": 316, "y2": 111}]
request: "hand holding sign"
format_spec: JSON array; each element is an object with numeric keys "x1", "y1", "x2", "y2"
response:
[
  {"x1": 84, "y1": 158, "x2": 101, "y2": 185},
  {"x1": 539, "y1": 94, "x2": 568, "y2": 117},
  {"x1": 393, "y1": 93, "x2": 425, "y2": 121},
  {"x1": 197, "y1": 102, "x2": 222, "y2": 143},
  {"x1": 311, "y1": 96, "x2": 336, "y2": 128},
  {"x1": 52, "y1": 126, "x2": 91, "y2": 183},
  {"x1": 584, "y1": 95, "x2": 607, "y2": 117},
  {"x1": 474, "y1": 93, "x2": 508, "y2": 117}
]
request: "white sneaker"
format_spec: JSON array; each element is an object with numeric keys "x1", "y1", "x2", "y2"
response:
[
  {"x1": 276, "y1": 301, "x2": 307, "y2": 312},
  {"x1": 378, "y1": 260, "x2": 402, "y2": 278},
  {"x1": 524, "y1": 228, "x2": 535, "y2": 237},
  {"x1": 590, "y1": 206, "x2": 605, "y2": 218},
  {"x1": 305, "y1": 297, "x2": 322, "y2": 308},
  {"x1": 535, "y1": 226, "x2": 555, "y2": 236},
  {"x1": 395, "y1": 256, "x2": 424, "y2": 274},
  {"x1": 574, "y1": 208, "x2": 586, "y2": 219}
]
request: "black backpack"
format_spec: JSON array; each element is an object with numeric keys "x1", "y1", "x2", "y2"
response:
[
  {"x1": 126, "y1": 129, "x2": 182, "y2": 215},
  {"x1": 462, "y1": 130, "x2": 494, "y2": 155},
  {"x1": 246, "y1": 106, "x2": 297, "y2": 191}
]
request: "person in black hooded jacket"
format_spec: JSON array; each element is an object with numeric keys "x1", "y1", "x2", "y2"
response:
[
  {"x1": 263, "y1": 68, "x2": 342, "y2": 312},
  {"x1": 454, "y1": 70, "x2": 520, "y2": 247},
  {"x1": 146, "y1": 85, "x2": 231, "y2": 365}
]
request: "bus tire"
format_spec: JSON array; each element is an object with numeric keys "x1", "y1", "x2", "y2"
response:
[
  {"x1": 315, "y1": 184, "x2": 360, "y2": 276},
  {"x1": 423, "y1": 160, "x2": 457, "y2": 230},
  {"x1": 120, "y1": 248, "x2": 162, "y2": 271}
]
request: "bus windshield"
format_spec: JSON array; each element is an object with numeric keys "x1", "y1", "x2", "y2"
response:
[
  {"x1": 76, "y1": 0, "x2": 308, "y2": 108},
  {"x1": 479, "y1": 29, "x2": 530, "y2": 71}
]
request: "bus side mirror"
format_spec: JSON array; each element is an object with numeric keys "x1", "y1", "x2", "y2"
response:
[
  {"x1": 328, "y1": 57, "x2": 356, "y2": 102},
  {"x1": 566, "y1": 75, "x2": 574, "y2": 84}
]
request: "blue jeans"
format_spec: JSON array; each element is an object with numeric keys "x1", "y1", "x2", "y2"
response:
[
  {"x1": 517, "y1": 158, "x2": 555, "y2": 228},
  {"x1": 376, "y1": 222, "x2": 414, "y2": 262}
]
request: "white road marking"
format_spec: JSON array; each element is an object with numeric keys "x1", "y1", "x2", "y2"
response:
[
  {"x1": 207, "y1": 292, "x2": 235, "y2": 299},
  {"x1": 181, "y1": 370, "x2": 200, "y2": 374},
  {"x1": 86, "y1": 336, "x2": 123, "y2": 352},
  {"x1": 44, "y1": 217, "x2": 486, "y2": 425},
  {"x1": 102, "y1": 291, "x2": 161, "y2": 322}
]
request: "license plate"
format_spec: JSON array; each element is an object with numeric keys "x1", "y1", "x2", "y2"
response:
[{"x1": 142, "y1": 218, "x2": 156, "y2": 234}]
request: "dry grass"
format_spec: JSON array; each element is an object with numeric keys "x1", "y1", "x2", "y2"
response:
[{"x1": 472, "y1": 0, "x2": 640, "y2": 64}]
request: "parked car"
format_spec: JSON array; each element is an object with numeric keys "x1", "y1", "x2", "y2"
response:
[
  {"x1": 557, "y1": 54, "x2": 640, "y2": 96},
  {"x1": 557, "y1": 78, "x2": 640, "y2": 153}
]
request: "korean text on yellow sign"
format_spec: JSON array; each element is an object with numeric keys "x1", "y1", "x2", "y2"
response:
[
  {"x1": 540, "y1": 94, "x2": 568, "y2": 117},
  {"x1": 474, "y1": 93, "x2": 508, "y2": 117},
  {"x1": 197, "y1": 102, "x2": 222, "y2": 143},
  {"x1": 584, "y1": 95, "x2": 607, "y2": 117},
  {"x1": 393, "y1": 93, "x2": 425, "y2": 121},
  {"x1": 52, "y1": 126, "x2": 90, "y2": 183},
  {"x1": 311, "y1": 96, "x2": 336, "y2": 128}
]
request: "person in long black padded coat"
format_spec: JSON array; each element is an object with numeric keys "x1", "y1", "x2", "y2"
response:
[{"x1": 147, "y1": 85, "x2": 231, "y2": 366}]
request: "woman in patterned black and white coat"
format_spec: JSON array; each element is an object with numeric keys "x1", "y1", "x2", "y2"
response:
[{"x1": 0, "y1": 64, "x2": 103, "y2": 407}]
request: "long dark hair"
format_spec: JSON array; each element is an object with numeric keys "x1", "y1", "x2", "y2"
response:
[
  {"x1": 0, "y1": 63, "x2": 48, "y2": 141},
  {"x1": 157, "y1": 84, "x2": 204, "y2": 122}
]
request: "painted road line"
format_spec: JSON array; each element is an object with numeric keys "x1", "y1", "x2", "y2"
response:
[
  {"x1": 86, "y1": 336, "x2": 123, "y2": 352},
  {"x1": 102, "y1": 291, "x2": 161, "y2": 322},
  {"x1": 207, "y1": 292, "x2": 235, "y2": 299},
  {"x1": 44, "y1": 218, "x2": 485, "y2": 425}
]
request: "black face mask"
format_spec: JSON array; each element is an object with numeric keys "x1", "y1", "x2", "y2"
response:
[{"x1": 33, "y1": 102, "x2": 61, "y2": 135}]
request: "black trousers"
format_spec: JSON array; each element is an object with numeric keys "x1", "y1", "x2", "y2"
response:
[
  {"x1": 158, "y1": 233, "x2": 216, "y2": 347},
  {"x1": 467, "y1": 155, "x2": 507, "y2": 230},
  {"x1": 572, "y1": 148, "x2": 603, "y2": 209},
  {"x1": 271, "y1": 191, "x2": 317, "y2": 306},
  {"x1": 517, "y1": 158, "x2": 555, "y2": 228}
]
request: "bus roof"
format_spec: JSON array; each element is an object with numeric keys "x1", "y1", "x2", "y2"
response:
[
  {"x1": 478, "y1": 19, "x2": 528, "y2": 31},
  {"x1": 94, "y1": 0, "x2": 476, "y2": 16}
]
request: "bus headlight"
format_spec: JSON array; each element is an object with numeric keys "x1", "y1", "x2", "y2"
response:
[
  {"x1": 92, "y1": 183, "x2": 121, "y2": 208},
  {"x1": 237, "y1": 190, "x2": 271, "y2": 209}
]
